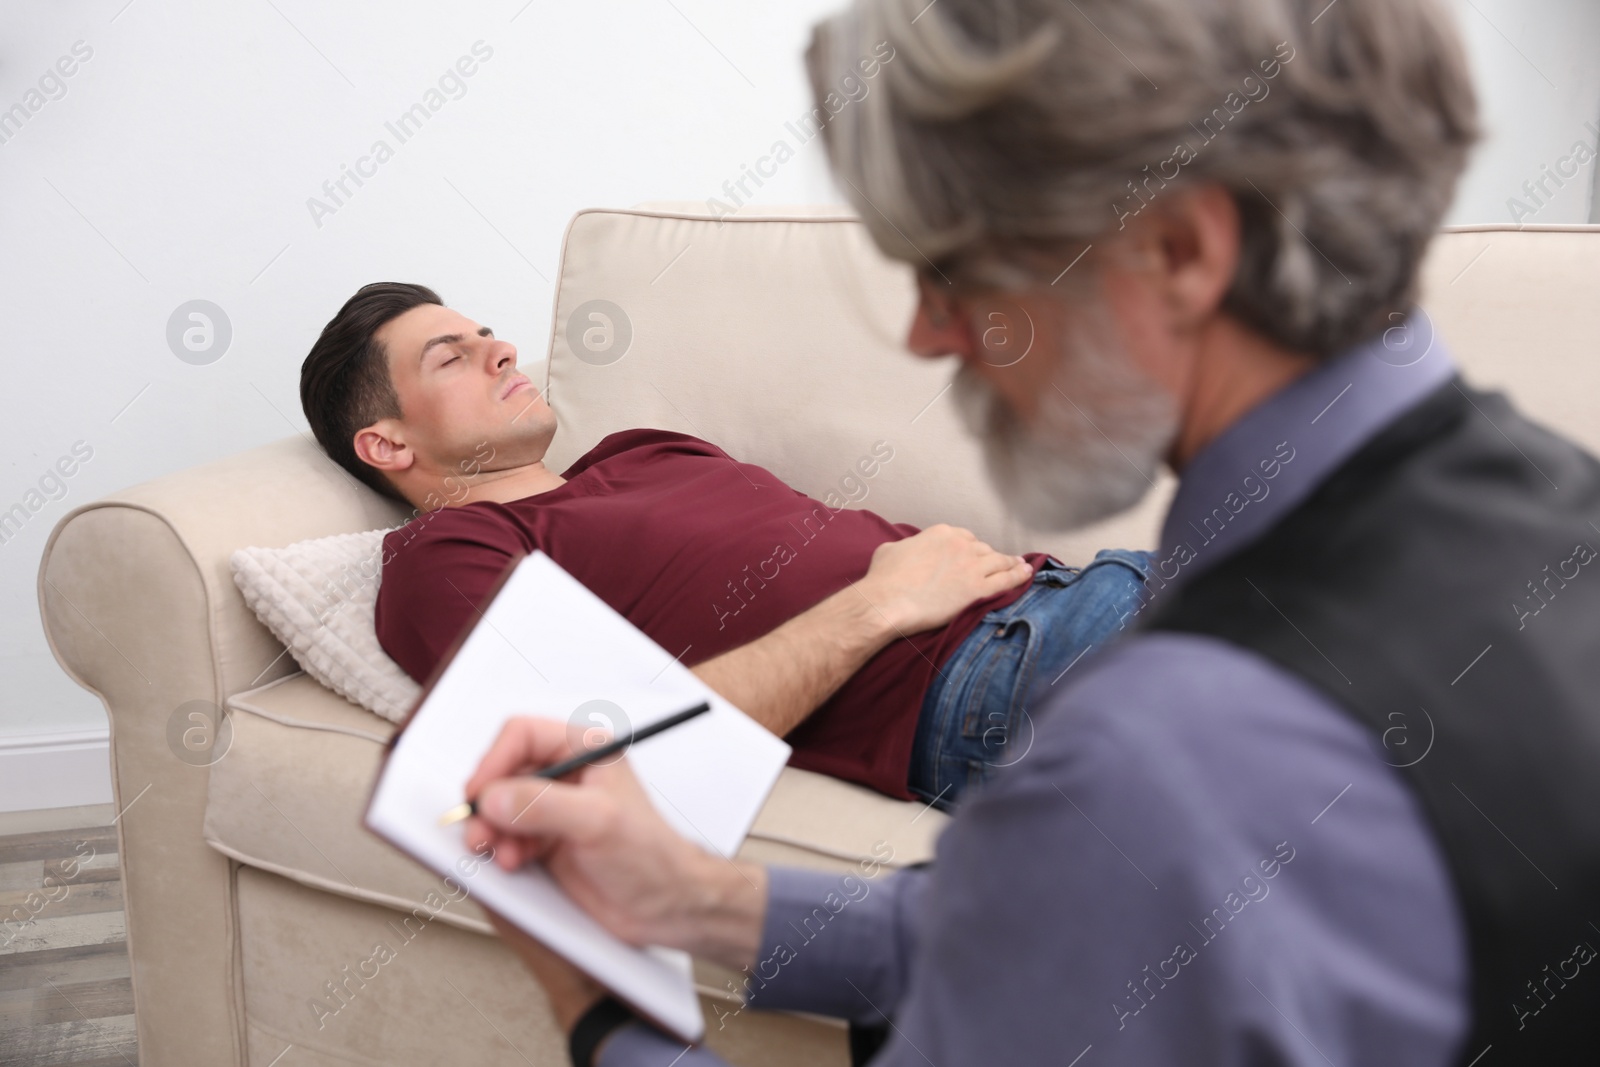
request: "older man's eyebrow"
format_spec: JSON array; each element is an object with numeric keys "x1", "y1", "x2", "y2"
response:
[{"x1": 419, "y1": 326, "x2": 494, "y2": 364}]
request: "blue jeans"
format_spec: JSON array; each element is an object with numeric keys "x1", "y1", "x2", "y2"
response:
[{"x1": 906, "y1": 549, "x2": 1154, "y2": 811}]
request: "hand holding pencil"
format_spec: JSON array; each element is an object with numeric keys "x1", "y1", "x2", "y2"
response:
[
  {"x1": 455, "y1": 704, "x2": 772, "y2": 1037},
  {"x1": 440, "y1": 700, "x2": 710, "y2": 827},
  {"x1": 454, "y1": 703, "x2": 716, "y2": 1036},
  {"x1": 457, "y1": 708, "x2": 766, "y2": 954}
]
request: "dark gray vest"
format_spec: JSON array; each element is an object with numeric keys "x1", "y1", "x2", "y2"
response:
[{"x1": 1142, "y1": 377, "x2": 1600, "y2": 1062}]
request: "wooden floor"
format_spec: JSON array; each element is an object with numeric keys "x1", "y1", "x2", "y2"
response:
[{"x1": 0, "y1": 805, "x2": 139, "y2": 1066}]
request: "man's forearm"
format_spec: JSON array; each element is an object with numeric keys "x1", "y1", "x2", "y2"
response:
[{"x1": 688, "y1": 582, "x2": 898, "y2": 737}]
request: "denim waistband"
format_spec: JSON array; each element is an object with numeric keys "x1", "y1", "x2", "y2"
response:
[{"x1": 906, "y1": 548, "x2": 1155, "y2": 810}]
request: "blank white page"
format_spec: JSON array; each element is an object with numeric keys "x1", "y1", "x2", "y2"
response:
[{"x1": 365, "y1": 551, "x2": 792, "y2": 1042}]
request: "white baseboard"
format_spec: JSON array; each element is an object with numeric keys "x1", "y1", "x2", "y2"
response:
[{"x1": 0, "y1": 730, "x2": 114, "y2": 813}]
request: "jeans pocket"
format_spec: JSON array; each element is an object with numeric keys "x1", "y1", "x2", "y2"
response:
[
  {"x1": 1033, "y1": 555, "x2": 1081, "y2": 588},
  {"x1": 956, "y1": 614, "x2": 1040, "y2": 751},
  {"x1": 1021, "y1": 550, "x2": 1155, "y2": 701}
]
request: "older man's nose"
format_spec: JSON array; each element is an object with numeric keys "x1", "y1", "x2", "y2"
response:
[{"x1": 907, "y1": 297, "x2": 969, "y2": 361}]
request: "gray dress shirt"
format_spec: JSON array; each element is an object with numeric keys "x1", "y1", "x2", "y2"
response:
[{"x1": 601, "y1": 318, "x2": 1472, "y2": 1066}]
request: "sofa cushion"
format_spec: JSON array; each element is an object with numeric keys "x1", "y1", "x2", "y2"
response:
[
  {"x1": 204, "y1": 671, "x2": 949, "y2": 921},
  {"x1": 230, "y1": 528, "x2": 422, "y2": 725}
]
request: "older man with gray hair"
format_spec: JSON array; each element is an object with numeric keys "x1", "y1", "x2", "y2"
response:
[{"x1": 460, "y1": 0, "x2": 1600, "y2": 1063}]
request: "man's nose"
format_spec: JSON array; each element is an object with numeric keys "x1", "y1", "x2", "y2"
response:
[
  {"x1": 490, "y1": 340, "x2": 517, "y2": 370},
  {"x1": 906, "y1": 293, "x2": 971, "y2": 361}
]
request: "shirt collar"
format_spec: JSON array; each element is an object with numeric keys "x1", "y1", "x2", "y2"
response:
[{"x1": 1153, "y1": 311, "x2": 1457, "y2": 592}]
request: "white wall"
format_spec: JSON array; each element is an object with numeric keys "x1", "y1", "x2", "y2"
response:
[
  {"x1": 2, "y1": 0, "x2": 1596, "y2": 807},
  {"x1": 1442, "y1": 0, "x2": 1600, "y2": 225},
  {"x1": 0, "y1": 0, "x2": 849, "y2": 773}
]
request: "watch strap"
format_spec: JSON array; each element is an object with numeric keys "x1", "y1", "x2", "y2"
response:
[{"x1": 569, "y1": 995, "x2": 637, "y2": 1067}]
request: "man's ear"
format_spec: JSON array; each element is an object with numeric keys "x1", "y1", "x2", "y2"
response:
[
  {"x1": 1143, "y1": 184, "x2": 1241, "y2": 331},
  {"x1": 353, "y1": 420, "x2": 415, "y2": 477}
]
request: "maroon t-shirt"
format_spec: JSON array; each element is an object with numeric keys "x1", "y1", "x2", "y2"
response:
[{"x1": 373, "y1": 428, "x2": 1046, "y2": 799}]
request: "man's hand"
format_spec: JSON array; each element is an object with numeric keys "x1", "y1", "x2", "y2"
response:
[
  {"x1": 682, "y1": 526, "x2": 1031, "y2": 740},
  {"x1": 461, "y1": 716, "x2": 769, "y2": 970},
  {"x1": 856, "y1": 524, "x2": 1032, "y2": 634}
]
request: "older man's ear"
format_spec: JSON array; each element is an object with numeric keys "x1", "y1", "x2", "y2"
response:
[
  {"x1": 1107, "y1": 183, "x2": 1241, "y2": 334},
  {"x1": 1118, "y1": 183, "x2": 1242, "y2": 333}
]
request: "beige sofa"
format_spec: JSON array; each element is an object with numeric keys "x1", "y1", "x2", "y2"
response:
[{"x1": 36, "y1": 205, "x2": 1600, "y2": 1066}]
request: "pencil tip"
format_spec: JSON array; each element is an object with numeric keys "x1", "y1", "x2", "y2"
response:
[{"x1": 437, "y1": 802, "x2": 473, "y2": 827}]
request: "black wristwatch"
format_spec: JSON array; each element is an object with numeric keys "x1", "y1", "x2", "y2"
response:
[{"x1": 569, "y1": 995, "x2": 637, "y2": 1067}]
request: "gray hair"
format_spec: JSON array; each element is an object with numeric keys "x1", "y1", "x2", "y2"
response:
[{"x1": 806, "y1": 0, "x2": 1479, "y2": 356}]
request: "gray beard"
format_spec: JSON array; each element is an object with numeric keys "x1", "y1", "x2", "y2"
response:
[{"x1": 950, "y1": 311, "x2": 1179, "y2": 532}]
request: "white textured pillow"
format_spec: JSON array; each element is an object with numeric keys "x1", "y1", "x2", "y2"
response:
[{"x1": 230, "y1": 528, "x2": 422, "y2": 724}]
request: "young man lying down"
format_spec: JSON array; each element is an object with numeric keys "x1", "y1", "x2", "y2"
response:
[{"x1": 299, "y1": 282, "x2": 1151, "y2": 809}]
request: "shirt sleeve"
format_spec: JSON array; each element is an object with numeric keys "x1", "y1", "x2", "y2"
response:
[
  {"x1": 597, "y1": 864, "x2": 929, "y2": 1067},
  {"x1": 723, "y1": 864, "x2": 930, "y2": 1026},
  {"x1": 596, "y1": 1022, "x2": 720, "y2": 1066},
  {"x1": 596, "y1": 634, "x2": 1472, "y2": 1067},
  {"x1": 373, "y1": 505, "x2": 528, "y2": 683},
  {"x1": 862, "y1": 633, "x2": 1469, "y2": 1066}
]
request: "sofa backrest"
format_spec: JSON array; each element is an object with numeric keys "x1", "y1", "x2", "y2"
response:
[{"x1": 544, "y1": 207, "x2": 1600, "y2": 563}]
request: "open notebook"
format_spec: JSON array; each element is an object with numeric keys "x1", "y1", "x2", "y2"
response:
[{"x1": 363, "y1": 550, "x2": 792, "y2": 1042}]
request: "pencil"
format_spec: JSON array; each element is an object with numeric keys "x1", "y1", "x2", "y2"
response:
[{"x1": 437, "y1": 700, "x2": 713, "y2": 827}]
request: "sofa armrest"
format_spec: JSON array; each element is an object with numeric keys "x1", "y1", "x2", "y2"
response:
[
  {"x1": 41, "y1": 435, "x2": 411, "y2": 705},
  {"x1": 36, "y1": 433, "x2": 409, "y2": 1066}
]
